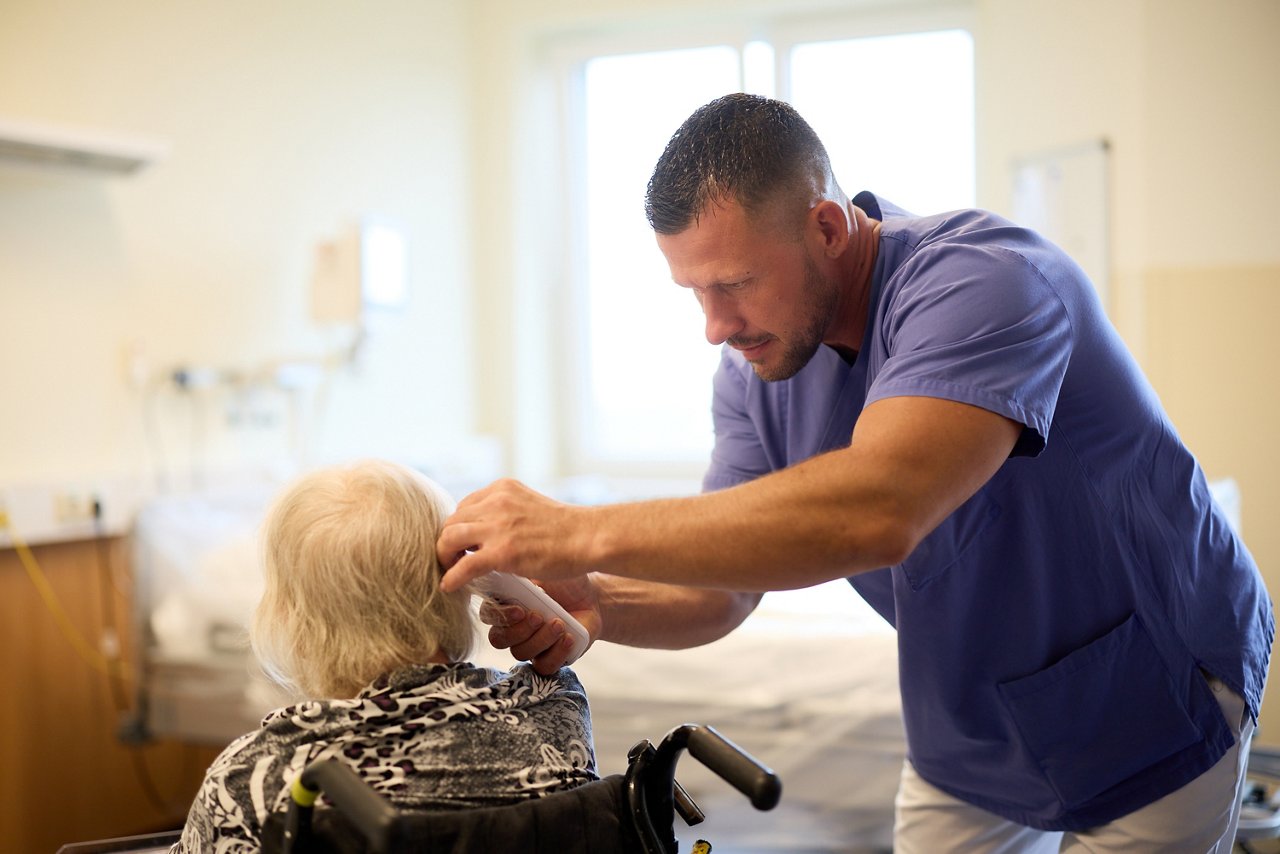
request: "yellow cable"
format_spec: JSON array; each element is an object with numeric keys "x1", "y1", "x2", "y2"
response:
[{"x1": 0, "y1": 510, "x2": 132, "y2": 681}]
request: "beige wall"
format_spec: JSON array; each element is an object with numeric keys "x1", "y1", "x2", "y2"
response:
[
  {"x1": 0, "y1": 6, "x2": 478, "y2": 844},
  {"x1": 0, "y1": 0, "x2": 477, "y2": 489}
]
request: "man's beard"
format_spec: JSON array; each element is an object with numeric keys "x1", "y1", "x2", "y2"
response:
[{"x1": 741, "y1": 257, "x2": 840, "y2": 383}]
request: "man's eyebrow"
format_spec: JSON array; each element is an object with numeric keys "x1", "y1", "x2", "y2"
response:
[{"x1": 677, "y1": 273, "x2": 752, "y2": 290}]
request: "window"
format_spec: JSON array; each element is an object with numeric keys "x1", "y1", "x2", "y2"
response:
[
  {"x1": 788, "y1": 29, "x2": 975, "y2": 217},
  {"x1": 577, "y1": 47, "x2": 740, "y2": 466},
  {"x1": 562, "y1": 14, "x2": 975, "y2": 479}
]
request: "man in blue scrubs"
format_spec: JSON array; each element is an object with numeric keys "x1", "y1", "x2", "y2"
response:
[{"x1": 438, "y1": 94, "x2": 1272, "y2": 850}]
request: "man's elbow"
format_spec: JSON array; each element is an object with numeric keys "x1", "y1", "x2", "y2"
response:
[
  {"x1": 689, "y1": 590, "x2": 760, "y2": 646},
  {"x1": 856, "y1": 513, "x2": 926, "y2": 569},
  {"x1": 877, "y1": 530, "x2": 918, "y2": 568}
]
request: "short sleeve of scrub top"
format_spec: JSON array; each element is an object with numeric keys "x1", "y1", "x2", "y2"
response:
[{"x1": 864, "y1": 238, "x2": 1075, "y2": 458}]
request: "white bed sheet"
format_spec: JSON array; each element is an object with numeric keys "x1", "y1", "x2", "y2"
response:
[{"x1": 565, "y1": 591, "x2": 903, "y2": 853}]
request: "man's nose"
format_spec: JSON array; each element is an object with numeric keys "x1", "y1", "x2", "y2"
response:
[{"x1": 701, "y1": 290, "x2": 742, "y2": 346}]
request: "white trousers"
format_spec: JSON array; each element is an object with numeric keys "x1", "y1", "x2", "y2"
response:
[{"x1": 894, "y1": 674, "x2": 1255, "y2": 853}]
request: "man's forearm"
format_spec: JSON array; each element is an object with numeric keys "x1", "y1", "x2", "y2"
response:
[
  {"x1": 581, "y1": 454, "x2": 905, "y2": 591},
  {"x1": 437, "y1": 397, "x2": 1020, "y2": 595},
  {"x1": 595, "y1": 574, "x2": 760, "y2": 649},
  {"x1": 580, "y1": 396, "x2": 1021, "y2": 592}
]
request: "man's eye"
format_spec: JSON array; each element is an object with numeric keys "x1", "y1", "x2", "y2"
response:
[{"x1": 722, "y1": 280, "x2": 747, "y2": 292}]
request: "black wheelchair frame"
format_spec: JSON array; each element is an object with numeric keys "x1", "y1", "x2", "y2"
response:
[{"x1": 261, "y1": 723, "x2": 781, "y2": 854}]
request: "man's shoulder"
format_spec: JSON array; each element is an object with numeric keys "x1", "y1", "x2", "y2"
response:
[{"x1": 880, "y1": 206, "x2": 1020, "y2": 251}]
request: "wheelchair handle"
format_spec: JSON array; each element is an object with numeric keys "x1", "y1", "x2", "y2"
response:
[
  {"x1": 662, "y1": 724, "x2": 782, "y2": 811},
  {"x1": 295, "y1": 759, "x2": 400, "y2": 853}
]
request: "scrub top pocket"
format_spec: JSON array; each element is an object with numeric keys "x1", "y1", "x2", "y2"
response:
[{"x1": 997, "y1": 612, "x2": 1205, "y2": 809}]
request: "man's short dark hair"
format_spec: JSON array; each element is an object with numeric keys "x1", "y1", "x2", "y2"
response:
[{"x1": 644, "y1": 93, "x2": 833, "y2": 235}]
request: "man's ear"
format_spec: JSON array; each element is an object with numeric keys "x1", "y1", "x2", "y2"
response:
[{"x1": 809, "y1": 199, "x2": 851, "y2": 259}]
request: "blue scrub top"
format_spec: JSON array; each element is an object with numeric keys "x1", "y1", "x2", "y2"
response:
[{"x1": 702, "y1": 192, "x2": 1273, "y2": 830}]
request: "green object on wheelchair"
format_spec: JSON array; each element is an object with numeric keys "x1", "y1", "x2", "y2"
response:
[{"x1": 291, "y1": 775, "x2": 320, "y2": 808}]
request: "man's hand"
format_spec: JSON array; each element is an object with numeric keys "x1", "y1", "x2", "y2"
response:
[
  {"x1": 436, "y1": 479, "x2": 594, "y2": 592},
  {"x1": 478, "y1": 575, "x2": 603, "y2": 675}
]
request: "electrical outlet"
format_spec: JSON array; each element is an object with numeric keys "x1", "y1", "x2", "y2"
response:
[
  {"x1": 0, "y1": 481, "x2": 129, "y2": 547},
  {"x1": 54, "y1": 492, "x2": 99, "y2": 524}
]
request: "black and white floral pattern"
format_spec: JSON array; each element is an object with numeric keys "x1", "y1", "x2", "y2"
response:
[{"x1": 172, "y1": 662, "x2": 596, "y2": 852}]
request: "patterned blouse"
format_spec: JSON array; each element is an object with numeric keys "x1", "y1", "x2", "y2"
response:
[{"x1": 172, "y1": 662, "x2": 597, "y2": 852}]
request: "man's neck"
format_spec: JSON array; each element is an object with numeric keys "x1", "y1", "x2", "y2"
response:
[{"x1": 828, "y1": 203, "x2": 881, "y2": 355}]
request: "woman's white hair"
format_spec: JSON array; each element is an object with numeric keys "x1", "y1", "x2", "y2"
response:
[{"x1": 250, "y1": 459, "x2": 476, "y2": 698}]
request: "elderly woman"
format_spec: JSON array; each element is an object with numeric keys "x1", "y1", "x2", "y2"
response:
[{"x1": 172, "y1": 460, "x2": 597, "y2": 852}]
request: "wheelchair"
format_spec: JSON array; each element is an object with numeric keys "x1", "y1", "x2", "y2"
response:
[
  {"x1": 263, "y1": 723, "x2": 780, "y2": 853},
  {"x1": 59, "y1": 722, "x2": 780, "y2": 854},
  {"x1": 250, "y1": 722, "x2": 773, "y2": 854}
]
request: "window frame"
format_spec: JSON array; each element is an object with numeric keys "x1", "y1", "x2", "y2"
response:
[{"x1": 541, "y1": 3, "x2": 977, "y2": 485}]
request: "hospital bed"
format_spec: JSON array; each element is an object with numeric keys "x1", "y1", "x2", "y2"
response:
[{"x1": 126, "y1": 480, "x2": 907, "y2": 852}]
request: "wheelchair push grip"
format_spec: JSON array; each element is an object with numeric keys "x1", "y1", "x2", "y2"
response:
[
  {"x1": 294, "y1": 759, "x2": 400, "y2": 851},
  {"x1": 682, "y1": 725, "x2": 782, "y2": 811}
]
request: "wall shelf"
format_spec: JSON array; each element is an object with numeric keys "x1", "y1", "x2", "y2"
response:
[{"x1": 0, "y1": 116, "x2": 166, "y2": 175}]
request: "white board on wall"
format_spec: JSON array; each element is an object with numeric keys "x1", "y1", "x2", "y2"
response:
[{"x1": 1011, "y1": 139, "x2": 1111, "y2": 310}]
